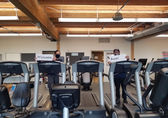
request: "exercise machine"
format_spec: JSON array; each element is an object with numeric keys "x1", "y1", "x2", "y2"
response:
[
  {"x1": 32, "y1": 61, "x2": 66, "y2": 108},
  {"x1": 105, "y1": 61, "x2": 142, "y2": 118},
  {"x1": 72, "y1": 60, "x2": 107, "y2": 118},
  {"x1": 78, "y1": 56, "x2": 93, "y2": 91},
  {"x1": 0, "y1": 61, "x2": 31, "y2": 117},
  {"x1": 135, "y1": 60, "x2": 168, "y2": 118},
  {"x1": 106, "y1": 60, "x2": 168, "y2": 118},
  {"x1": 29, "y1": 61, "x2": 81, "y2": 118}
]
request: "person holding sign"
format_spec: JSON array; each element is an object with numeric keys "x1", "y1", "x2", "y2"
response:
[
  {"x1": 36, "y1": 50, "x2": 63, "y2": 93},
  {"x1": 47, "y1": 50, "x2": 63, "y2": 93},
  {"x1": 108, "y1": 49, "x2": 129, "y2": 104}
]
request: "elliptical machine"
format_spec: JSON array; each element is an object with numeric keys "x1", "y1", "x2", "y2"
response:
[
  {"x1": 135, "y1": 60, "x2": 168, "y2": 118},
  {"x1": 0, "y1": 61, "x2": 31, "y2": 118},
  {"x1": 78, "y1": 56, "x2": 93, "y2": 91},
  {"x1": 30, "y1": 61, "x2": 81, "y2": 118}
]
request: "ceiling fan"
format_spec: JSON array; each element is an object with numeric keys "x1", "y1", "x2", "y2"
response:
[{"x1": 113, "y1": 0, "x2": 130, "y2": 21}]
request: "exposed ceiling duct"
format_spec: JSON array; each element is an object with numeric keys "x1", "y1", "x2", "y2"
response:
[{"x1": 126, "y1": 23, "x2": 168, "y2": 40}]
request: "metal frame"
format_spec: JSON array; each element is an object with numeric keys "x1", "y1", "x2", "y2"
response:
[
  {"x1": 63, "y1": 107, "x2": 69, "y2": 118},
  {"x1": 21, "y1": 63, "x2": 29, "y2": 82},
  {"x1": 109, "y1": 61, "x2": 142, "y2": 108},
  {"x1": 33, "y1": 61, "x2": 66, "y2": 108},
  {"x1": 145, "y1": 62, "x2": 154, "y2": 87},
  {"x1": 109, "y1": 62, "x2": 116, "y2": 108},
  {"x1": 72, "y1": 60, "x2": 105, "y2": 107},
  {"x1": 33, "y1": 63, "x2": 39, "y2": 108},
  {"x1": 0, "y1": 72, "x2": 2, "y2": 85},
  {"x1": 135, "y1": 62, "x2": 143, "y2": 105}
]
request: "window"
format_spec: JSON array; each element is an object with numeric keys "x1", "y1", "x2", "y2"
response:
[
  {"x1": 21, "y1": 53, "x2": 35, "y2": 62},
  {"x1": 66, "y1": 52, "x2": 84, "y2": 65}
]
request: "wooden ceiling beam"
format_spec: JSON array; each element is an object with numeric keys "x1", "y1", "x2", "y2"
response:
[
  {"x1": 54, "y1": 22, "x2": 135, "y2": 28},
  {"x1": 1, "y1": 10, "x2": 166, "y2": 19},
  {"x1": 0, "y1": 10, "x2": 26, "y2": 16},
  {"x1": 47, "y1": 10, "x2": 167, "y2": 14},
  {"x1": 44, "y1": 5, "x2": 168, "y2": 11},
  {"x1": 0, "y1": 21, "x2": 34, "y2": 26},
  {"x1": 0, "y1": 0, "x2": 8, "y2": 2},
  {"x1": 0, "y1": 10, "x2": 31, "y2": 21},
  {"x1": 0, "y1": 30, "x2": 41, "y2": 33},
  {"x1": 10, "y1": 0, "x2": 59, "y2": 40},
  {"x1": 0, "y1": 2, "x2": 15, "y2": 8},
  {"x1": 0, "y1": 26, "x2": 41, "y2": 33},
  {"x1": 39, "y1": 0, "x2": 168, "y2": 6}
]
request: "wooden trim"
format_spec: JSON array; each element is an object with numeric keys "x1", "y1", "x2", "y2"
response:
[
  {"x1": 131, "y1": 40, "x2": 134, "y2": 60},
  {"x1": 39, "y1": 0, "x2": 168, "y2": 5},
  {"x1": 57, "y1": 40, "x2": 60, "y2": 50}
]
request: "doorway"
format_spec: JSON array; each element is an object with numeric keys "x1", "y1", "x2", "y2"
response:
[
  {"x1": 91, "y1": 51, "x2": 104, "y2": 83},
  {"x1": 91, "y1": 51, "x2": 104, "y2": 62}
]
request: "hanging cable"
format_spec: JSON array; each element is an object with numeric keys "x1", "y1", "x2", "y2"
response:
[{"x1": 117, "y1": 0, "x2": 130, "y2": 13}]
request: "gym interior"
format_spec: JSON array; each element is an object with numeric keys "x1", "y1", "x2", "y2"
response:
[{"x1": 0, "y1": 0, "x2": 168, "y2": 118}]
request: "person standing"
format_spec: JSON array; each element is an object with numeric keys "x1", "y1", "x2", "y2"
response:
[
  {"x1": 47, "y1": 50, "x2": 63, "y2": 92},
  {"x1": 108, "y1": 49, "x2": 129, "y2": 104}
]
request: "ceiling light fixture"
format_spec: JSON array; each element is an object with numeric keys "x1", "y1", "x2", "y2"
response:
[
  {"x1": 111, "y1": 34, "x2": 134, "y2": 37},
  {"x1": 137, "y1": 18, "x2": 168, "y2": 22},
  {"x1": 0, "y1": 33, "x2": 43, "y2": 36},
  {"x1": 58, "y1": 18, "x2": 97, "y2": 22},
  {"x1": 156, "y1": 34, "x2": 168, "y2": 37},
  {"x1": 66, "y1": 34, "x2": 168, "y2": 38},
  {"x1": 66, "y1": 34, "x2": 90, "y2": 37},
  {"x1": 59, "y1": 18, "x2": 168, "y2": 23},
  {"x1": 66, "y1": 34, "x2": 134, "y2": 37},
  {"x1": 98, "y1": 18, "x2": 136, "y2": 22},
  {"x1": 0, "y1": 16, "x2": 19, "y2": 20}
]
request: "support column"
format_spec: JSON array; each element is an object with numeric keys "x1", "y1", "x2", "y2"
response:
[
  {"x1": 131, "y1": 40, "x2": 134, "y2": 60},
  {"x1": 57, "y1": 40, "x2": 60, "y2": 50}
]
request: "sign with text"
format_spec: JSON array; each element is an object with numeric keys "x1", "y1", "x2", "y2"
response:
[
  {"x1": 108, "y1": 54, "x2": 127, "y2": 63},
  {"x1": 36, "y1": 54, "x2": 53, "y2": 61}
]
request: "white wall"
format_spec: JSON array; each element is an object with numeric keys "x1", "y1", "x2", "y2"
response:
[
  {"x1": 0, "y1": 36, "x2": 57, "y2": 61},
  {"x1": 60, "y1": 35, "x2": 131, "y2": 57},
  {"x1": 134, "y1": 37, "x2": 168, "y2": 61}
]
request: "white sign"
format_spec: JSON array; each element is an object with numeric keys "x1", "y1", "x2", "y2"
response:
[
  {"x1": 108, "y1": 54, "x2": 127, "y2": 63},
  {"x1": 36, "y1": 54, "x2": 53, "y2": 61}
]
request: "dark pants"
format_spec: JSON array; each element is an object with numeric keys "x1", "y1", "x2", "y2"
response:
[
  {"x1": 47, "y1": 74, "x2": 59, "y2": 93},
  {"x1": 114, "y1": 73, "x2": 127, "y2": 100}
]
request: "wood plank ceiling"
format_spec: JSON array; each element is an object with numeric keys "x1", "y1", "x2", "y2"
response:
[{"x1": 0, "y1": 0, "x2": 168, "y2": 40}]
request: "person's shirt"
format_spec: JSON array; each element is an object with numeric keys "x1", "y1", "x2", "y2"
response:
[
  {"x1": 54, "y1": 56, "x2": 64, "y2": 62},
  {"x1": 55, "y1": 57, "x2": 64, "y2": 62}
]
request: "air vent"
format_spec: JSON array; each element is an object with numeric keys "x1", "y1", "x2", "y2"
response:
[{"x1": 99, "y1": 38, "x2": 110, "y2": 43}]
